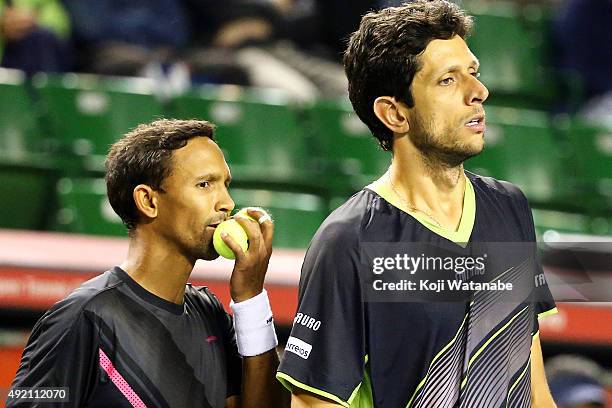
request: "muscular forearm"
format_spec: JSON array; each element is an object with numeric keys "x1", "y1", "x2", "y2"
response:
[
  {"x1": 226, "y1": 210, "x2": 288, "y2": 406},
  {"x1": 241, "y1": 349, "x2": 290, "y2": 408}
]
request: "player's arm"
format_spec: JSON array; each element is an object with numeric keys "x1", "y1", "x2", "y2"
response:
[
  {"x1": 243, "y1": 348, "x2": 289, "y2": 407},
  {"x1": 530, "y1": 334, "x2": 557, "y2": 408},
  {"x1": 224, "y1": 350, "x2": 287, "y2": 407},
  {"x1": 223, "y1": 209, "x2": 290, "y2": 408},
  {"x1": 226, "y1": 395, "x2": 239, "y2": 407},
  {"x1": 291, "y1": 389, "x2": 343, "y2": 407}
]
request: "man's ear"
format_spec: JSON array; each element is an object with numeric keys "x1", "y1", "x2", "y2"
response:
[
  {"x1": 373, "y1": 96, "x2": 410, "y2": 134},
  {"x1": 133, "y1": 184, "x2": 159, "y2": 220}
]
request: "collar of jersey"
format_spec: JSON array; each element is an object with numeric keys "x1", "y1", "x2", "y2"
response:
[{"x1": 365, "y1": 172, "x2": 475, "y2": 246}]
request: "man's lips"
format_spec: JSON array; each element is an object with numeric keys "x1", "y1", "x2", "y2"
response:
[
  {"x1": 207, "y1": 221, "x2": 222, "y2": 229},
  {"x1": 465, "y1": 114, "x2": 486, "y2": 133}
]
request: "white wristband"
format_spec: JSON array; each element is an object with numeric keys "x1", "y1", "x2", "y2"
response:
[{"x1": 230, "y1": 289, "x2": 278, "y2": 357}]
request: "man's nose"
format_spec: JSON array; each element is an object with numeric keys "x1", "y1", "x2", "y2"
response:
[{"x1": 467, "y1": 75, "x2": 489, "y2": 105}]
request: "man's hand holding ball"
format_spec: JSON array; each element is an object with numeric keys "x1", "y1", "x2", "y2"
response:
[
  {"x1": 217, "y1": 207, "x2": 277, "y2": 358},
  {"x1": 213, "y1": 207, "x2": 274, "y2": 302}
]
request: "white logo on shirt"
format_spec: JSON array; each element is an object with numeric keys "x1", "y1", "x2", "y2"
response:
[
  {"x1": 285, "y1": 336, "x2": 312, "y2": 360},
  {"x1": 293, "y1": 313, "x2": 322, "y2": 331}
]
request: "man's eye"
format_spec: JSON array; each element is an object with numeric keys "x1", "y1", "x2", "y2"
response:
[
  {"x1": 198, "y1": 181, "x2": 210, "y2": 188},
  {"x1": 440, "y1": 77, "x2": 454, "y2": 85},
  {"x1": 472, "y1": 72, "x2": 481, "y2": 78}
]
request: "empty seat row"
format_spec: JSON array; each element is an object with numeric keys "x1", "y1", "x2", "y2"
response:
[
  {"x1": 0, "y1": 69, "x2": 611, "y2": 243},
  {"x1": 51, "y1": 177, "x2": 327, "y2": 248}
]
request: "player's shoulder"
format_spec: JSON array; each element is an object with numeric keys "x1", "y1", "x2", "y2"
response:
[
  {"x1": 184, "y1": 286, "x2": 234, "y2": 334},
  {"x1": 312, "y1": 189, "x2": 378, "y2": 244},
  {"x1": 36, "y1": 268, "x2": 125, "y2": 330},
  {"x1": 467, "y1": 170, "x2": 528, "y2": 205},
  {"x1": 185, "y1": 284, "x2": 224, "y2": 311}
]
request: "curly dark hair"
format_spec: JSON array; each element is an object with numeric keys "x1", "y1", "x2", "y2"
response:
[
  {"x1": 343, "y1": 0, "x2": 473, "y2": 151},
  {"x1": 105, "y1": 119, "x2": 216, "y2": 231}
]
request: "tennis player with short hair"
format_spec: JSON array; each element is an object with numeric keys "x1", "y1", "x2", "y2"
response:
[
  {"x1": 277, "y1": 1, "x2": 558, "y2": 407},
  {"x1": 8, "y1": 119, "x2": 289, "y2": 407}
]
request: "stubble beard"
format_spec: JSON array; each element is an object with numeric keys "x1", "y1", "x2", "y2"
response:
[
  {"x1": 199, "y1": 245, "x2": 219, "y2": 261},
  {"x1": 188, "y1": 225, "x2": 219, "y2": 261},
  {"x1": 410, "y1": 112, "x2": 484, "y2": 168},
  {"x1": 198, "y1": 234, "x2": 219, "y2": 261}
]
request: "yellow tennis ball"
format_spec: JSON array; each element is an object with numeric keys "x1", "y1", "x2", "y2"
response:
[
  {"x1": 237, "y1": 207, "x2": 269, "y2": 222},
  {"x1": 213, "y1": 219, "x2": 248, "y2": 259}
]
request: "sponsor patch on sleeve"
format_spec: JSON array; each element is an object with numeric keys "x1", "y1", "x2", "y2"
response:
[{"x1": 285, "y1": 336, "x2": 312, "y2": 360}]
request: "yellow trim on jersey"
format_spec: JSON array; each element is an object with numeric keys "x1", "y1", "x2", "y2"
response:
[
  {"x1": 276, "y1": 356, "x2": 374, "y2": 408},
  {"x1": 276, "y1": 372, "x2": 350, "y2": 407},
  {"x1": 461, "y1": 305, "x2": 530, "y2": 389},
  {"x1": 506, "y1": 355, "x2": 531, "y2": 404},
  {"x1": 348, "y1": 356, "x2": 374, "y2": 408},
  {"x1": 406, "y1": 313, "x2": 469, "y2": 408},
  {"x1": 367, "y1": 172, "x2": 476, "y2": 246},
  {"x1": 537, "y1": 307, "x2": 558, "y2": 319}
]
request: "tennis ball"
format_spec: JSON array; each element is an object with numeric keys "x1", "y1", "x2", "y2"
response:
[
  {"x1": 236, "y1": 208, "x2": 259, "y2": 221},
  {"x1": 212, "y1": 208, "x2": 268, "y2": 259},
  {"x1": 213, "y1": 219, "x2": 248, "y2": 259}
]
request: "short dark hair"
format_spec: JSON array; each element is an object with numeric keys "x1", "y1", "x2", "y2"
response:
[
  {"x1": 105, "y1": 119, "x2": 216, "y2": 230},
  {"x1": 343, "y1": 0, "x2": 473, "y2": 151}
]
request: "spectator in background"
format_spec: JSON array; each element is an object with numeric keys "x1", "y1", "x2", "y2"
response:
[
  {"x1": 181, "y1": 0, "x2": 318, "y2": 95},
  {"x1": 287, "y1": 0, "x2": 404, "y2": 61},
  {"x1": 271, "y1": 0, "x2": 413, "y2": 97},
  {"x1": 546, "y1": 354, "x2": 609, "y2": 408},
  {"x1": 0, "y1": 0, "x2": 72, "y2": 74},
  {"x1": 61, "y1": 0, "x2": 190, "y2": 77},
  {"x1": 62, "y1": 0, "x2": 335, "y2": 101},
  {"x1": 552, "y1": 0, "x2": 612, "y2": 128}
]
